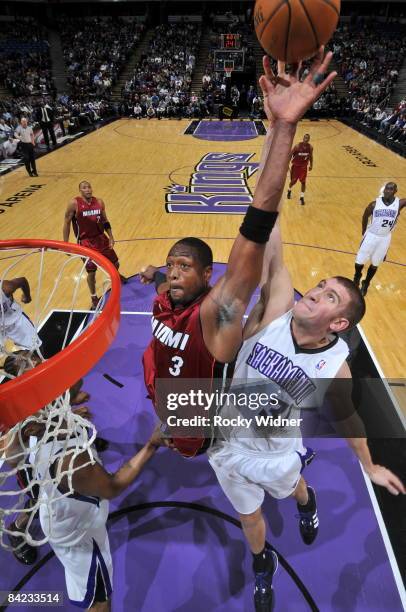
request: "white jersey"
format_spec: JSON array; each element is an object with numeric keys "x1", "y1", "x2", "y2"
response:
[
  {"x1": 33, "y1": 433, "x2": 109, "y2": 547},
  {"x1": 0, "y1": 289, "x2": 22, "y2": 326},
  {"x1": 220, "y1": 310, "x2": 349, "y2": 454},
  {"x1": 367, "y1": 196, "x2": 399, "y2": 237},
  {"x1": 0, "y1": 289, "x2": 40, "y2": 350}
]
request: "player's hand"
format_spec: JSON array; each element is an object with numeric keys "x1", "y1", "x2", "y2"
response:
[
  {"x1": 109, "y1": 238, "x2": 115, "y2": 249},
  {"x1": 148, "y1": 423, "x2": 173, "y2": 449},
  {"x1": 21, "y1": 294, "x2": 31, "y2": 304},
  {"x1": 72, "y1": 405, "x2": 93, "y2": 420},
  {"x1": 139, "y1": 265, "x2": 158, "y2": 284},
  {"x1": 367, "y1": 464, "x2": 405, "y2": 495},
  {"x1": 259, "y1": 47, "x2": 337, "y2": 125}
]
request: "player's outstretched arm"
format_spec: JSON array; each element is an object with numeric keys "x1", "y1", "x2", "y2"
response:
[
  {"x1": 327, "y1": 362, "x2": 405, "y2": 496},
  {"x1": 243, "y1": 223, "x2": 294, "y2": 338},
  {"x1": 68, "y1": 424, "x2": 165, "y2": 500},
  {"x1": 63, "y1": 199, "x2": 77, "y2": 242},
  {"x1": 201, "y1": 49, "x2": 336, "y2": 363}
]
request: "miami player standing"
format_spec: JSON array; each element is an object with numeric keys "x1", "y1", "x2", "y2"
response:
[
  {"x1": 287, "y1": 133, "x2": 313, "y2": 205},
  {"x1": 63, "y1": 181, "x2": 126, "y2": 309}
]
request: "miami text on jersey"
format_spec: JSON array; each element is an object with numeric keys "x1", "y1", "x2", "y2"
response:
[
  {"x1": 82, "y1": 209, "x2": 101, "y2": 217},
  {"x1": 151, "y1": 317, "x2": 190, "y2": 350}
]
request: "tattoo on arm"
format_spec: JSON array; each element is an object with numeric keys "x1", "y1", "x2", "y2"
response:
[{"x1": 211, "y1": 297, "x2": 238, "y2": 327}]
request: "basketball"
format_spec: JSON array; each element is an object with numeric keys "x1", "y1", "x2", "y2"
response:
[{"x1": 254, "y1": 0, "x2": 341, "y2": 63}]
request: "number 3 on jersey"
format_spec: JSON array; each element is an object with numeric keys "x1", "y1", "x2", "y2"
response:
[{"x1": 169, "y1": 356, "x2": 184, "y2": 376}]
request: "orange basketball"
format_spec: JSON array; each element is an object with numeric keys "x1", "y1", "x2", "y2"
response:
[{"x1": 254, "y1": 0, "x2": 340, "y2": 63}]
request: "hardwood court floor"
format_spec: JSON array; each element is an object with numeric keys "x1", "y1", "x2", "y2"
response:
[{"x1": 0, "y1": 119, "x2": 405, "y2": 384}]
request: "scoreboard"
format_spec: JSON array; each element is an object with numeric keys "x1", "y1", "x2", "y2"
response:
[{"x1": 220, "y1": 34, "x2": 241, "y2": 50}]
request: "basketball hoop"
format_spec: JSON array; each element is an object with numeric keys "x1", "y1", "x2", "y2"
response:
[
  {"x1": 224, "y1": 60, "x2": 234, "y2": 79},
  {"x1": 0, "y1": 239, "x2": 120, "y2": 429},
  {"x1": 0, "y1": 238, "x2": 120, "y2": 551}
]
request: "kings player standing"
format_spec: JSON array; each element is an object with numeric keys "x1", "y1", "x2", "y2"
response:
[{"x1": 287, "y1": 134, "x2": 313, "y2": 205}]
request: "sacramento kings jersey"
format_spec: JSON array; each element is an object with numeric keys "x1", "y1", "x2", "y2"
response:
[
  {"x1": 367, "y1": 196, "x2": 399, "y2": 237},
  {"x1": 33, "y1": 434, "x2": 108, "y2": 547},
  {"x1": 73, "y1": 196, "x2": 104, "y2": 241},
  {"x1": 220, "y1": 310, "x2": 349, "y2": 453}
]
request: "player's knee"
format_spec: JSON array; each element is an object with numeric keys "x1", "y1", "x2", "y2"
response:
[{"x1": 239, "y1": 507, "x2": 263, "y2": 527}]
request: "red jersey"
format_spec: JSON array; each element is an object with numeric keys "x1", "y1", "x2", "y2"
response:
[
  {"x1": 73, "y1": 196, "x2": 104, "y2": 240},
  {"x1": 291, "y1": 142, "x2": 312, "y2": 167},
  {"x1": 143, "y1": 289, "x2": 228, "y2": 457}
]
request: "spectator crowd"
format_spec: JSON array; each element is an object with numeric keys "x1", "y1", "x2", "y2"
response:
[
  {"x1": 0, "y1": 14, "x2": 405, "y2": 155},
  {"x1": 121, "y1": 23, "x2": 202, "y2": 119},
  {"x1": 59, "y1": 17, "x2": 145, "y2": 99}
]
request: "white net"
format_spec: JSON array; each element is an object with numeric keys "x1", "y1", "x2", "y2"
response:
[{"x1": 0, "y1": 242, "x2": 115, "y2": 552}]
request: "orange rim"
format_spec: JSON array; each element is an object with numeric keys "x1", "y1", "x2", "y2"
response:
[{"x1": 0, "y1": 239, "x2": 121, "y2": 429}]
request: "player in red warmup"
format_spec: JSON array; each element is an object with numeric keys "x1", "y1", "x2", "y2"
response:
[
  {"x1": 63, "y1": 181, "x2": 126, "y2": 309},
  {"x1": 287, "y1": 133, "x2": 313, "y2": 205}
]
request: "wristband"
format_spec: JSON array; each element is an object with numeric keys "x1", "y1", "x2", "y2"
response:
[{"x1": 240, "y1": 207, "x2": 278, "y2": 244}]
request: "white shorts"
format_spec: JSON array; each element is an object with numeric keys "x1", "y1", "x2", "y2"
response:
[
  {"x1": 3, "y1": 314, "x2": 41, "y2": 350},
  {"x1": 50, "y1": 522, "x2": 113, "y2": 608},
  {"x1": 356, "y1": 231, "x2": 391, "y2": 266},
  {"x1": 208, "y1": 441, "x2": 313, "y2": 515}
]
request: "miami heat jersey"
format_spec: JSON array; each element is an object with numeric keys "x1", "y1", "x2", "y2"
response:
[
  {"x1": 291, "y1": 142, "x2": 312, "y2": 167},
  {"x1": 73, "y1": 196, "x2": 104, "y2": 241},
  {"x1": 367, "y1": 196, "x2": 399, "y2": 237},
  {"x1": 143, "y1": 289, "x2": 228, "y2": 457}
]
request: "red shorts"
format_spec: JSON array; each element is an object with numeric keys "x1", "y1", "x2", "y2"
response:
[
  {"x1": 290, "y1": 165, "x2": 308, "y2": 184},
  {"x1": 80, "y1": 234, "x2": 119, "y2": 272}
]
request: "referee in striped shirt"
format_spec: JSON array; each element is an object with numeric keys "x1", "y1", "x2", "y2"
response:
[{"x1": 14, "y1": 117, "x2": 38, "y2": 177}]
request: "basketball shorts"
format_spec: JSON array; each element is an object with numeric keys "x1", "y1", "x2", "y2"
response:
[
  {"x1": 290, "y1": 165, "x2": 308, "y2": 184},
  {"x1": 208, "y1": 440, "x2": 313, "y2": 515},
  {"x1": 50, "y1": 522, "x2": 113, "y2": 608},
  {"x1": 80, "y1": 234, "x2": 119, "y2": 273},
  {"x1": 356, "y1": 231, "x2": 391, "y2": 266}
]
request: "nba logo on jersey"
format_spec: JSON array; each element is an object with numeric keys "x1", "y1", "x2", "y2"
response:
[{"x1": 316, "y1": 359, "x2": 326, "y2": 371}]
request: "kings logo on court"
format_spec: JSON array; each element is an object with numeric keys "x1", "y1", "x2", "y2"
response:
[{"x1": 165, "y1": 153, "x2": 259, "y2": 215}]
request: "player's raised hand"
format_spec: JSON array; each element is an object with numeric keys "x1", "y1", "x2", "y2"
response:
[
  {"x1": 259, "y1": 47, "x2": 336, "y2": 125},
  {"x1": 368, "y1": 465, "x2": 405, "y2": 495},
  {"x1": 139, "y1": 265, "x2": 159, "y2": 284}
]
